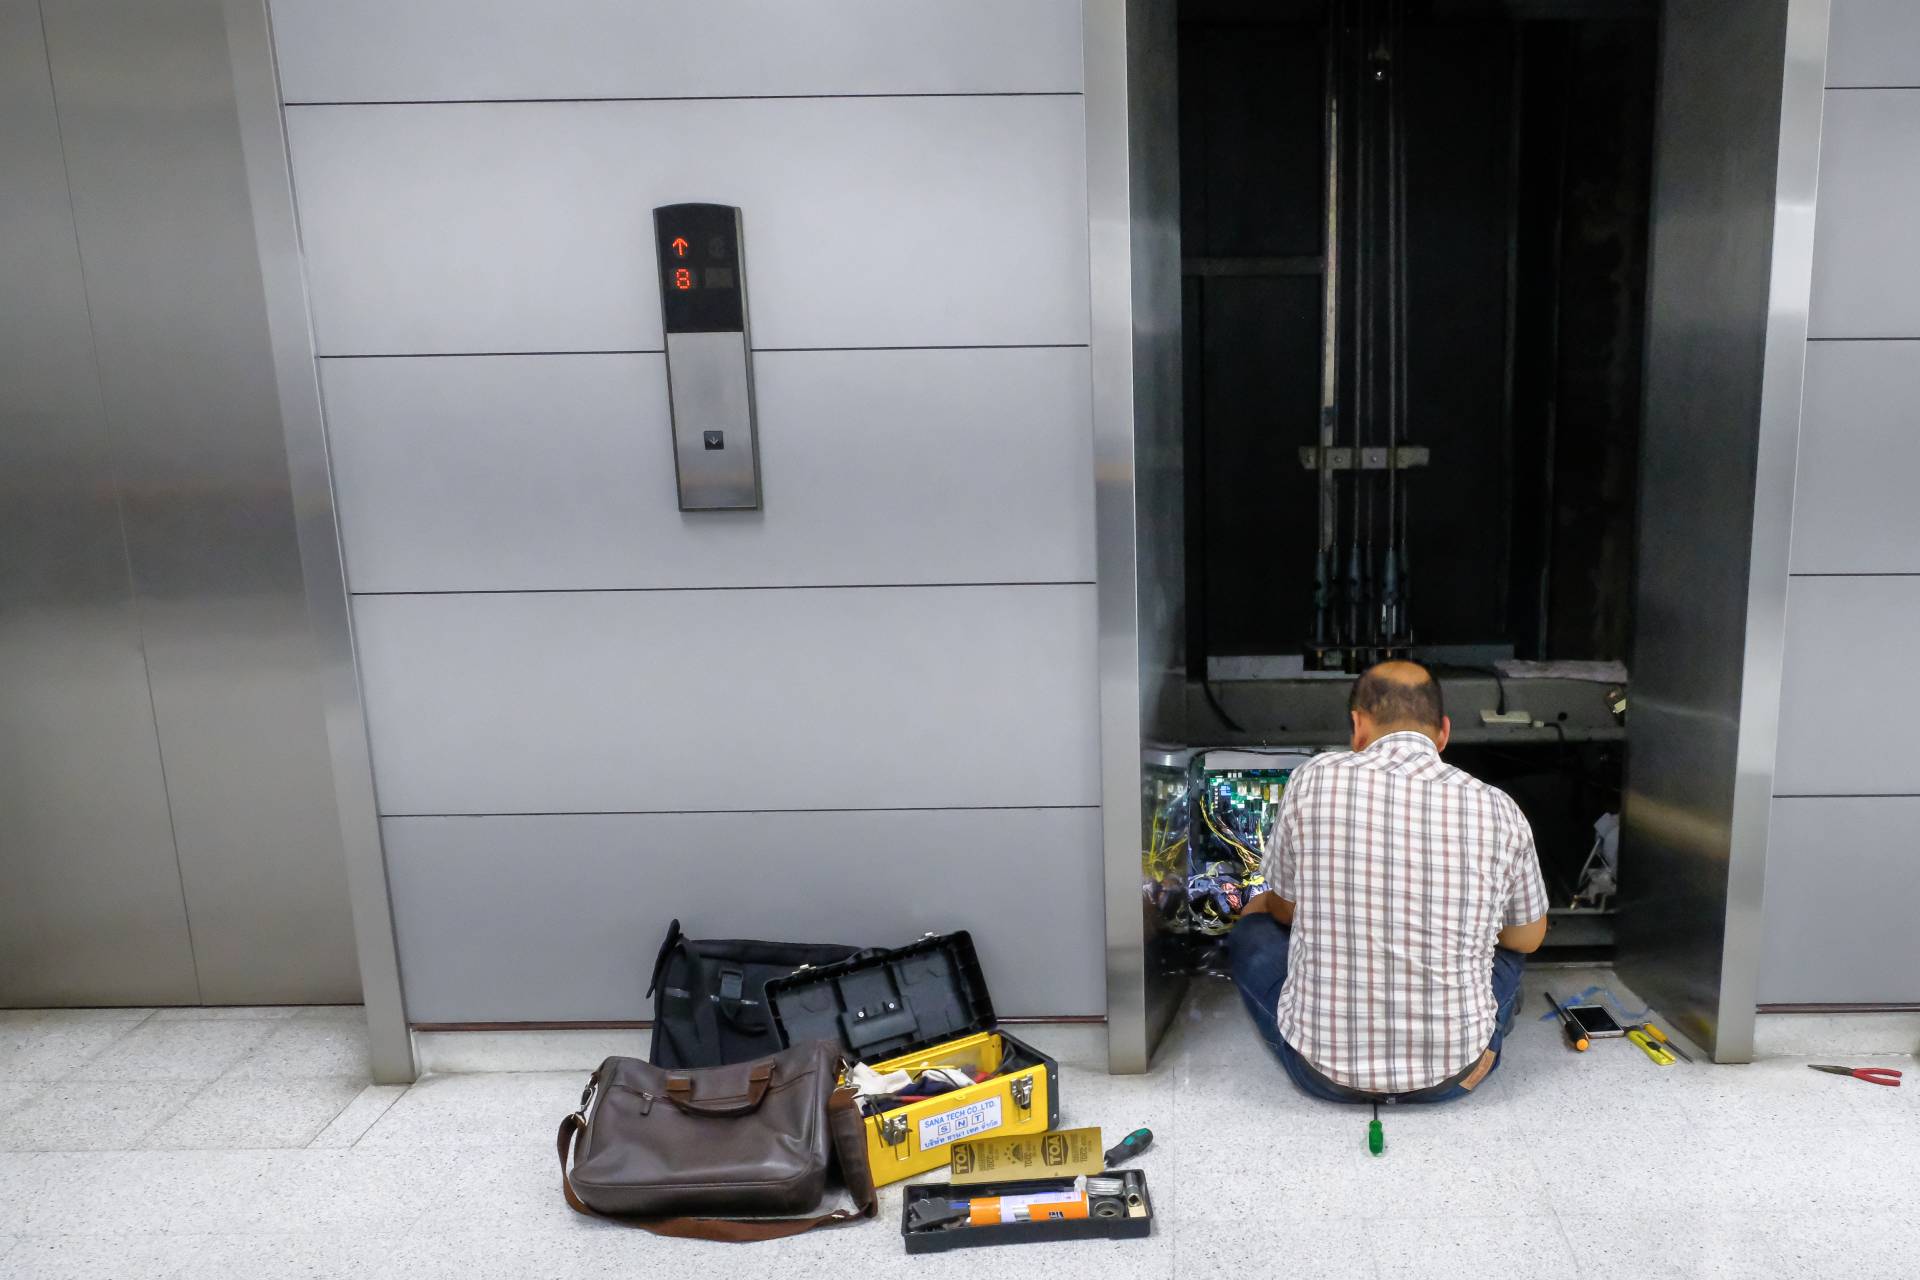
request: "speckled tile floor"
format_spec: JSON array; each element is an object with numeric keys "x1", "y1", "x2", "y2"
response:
[{"x1": 1, "y1": 968, "x2": 1914, "y2": 1279}]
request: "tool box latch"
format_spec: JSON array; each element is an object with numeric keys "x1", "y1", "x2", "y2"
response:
[
  {"x1": 1010, "y1": 1076, "x2": 1033, "y2": 1111},
  {"x1": 879, "y1": 1114, "x2": 910, "y2": 1147}
]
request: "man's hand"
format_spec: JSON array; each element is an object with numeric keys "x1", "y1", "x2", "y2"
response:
[
  {"x1": 1498, "y1": 913, "x2": 1547, "y2": 954},
  {"x1": 1242, "y1": 890, "x2": 1296, "y2": 926}
]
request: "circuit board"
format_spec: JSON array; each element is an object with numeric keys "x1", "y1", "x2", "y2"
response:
[
  {"x1": 1185, "y1": 768, "x2": 1293, "y2": 935},
  {"x1": 1144, "y1": 752, "x2": 1315, "y2": 946}
]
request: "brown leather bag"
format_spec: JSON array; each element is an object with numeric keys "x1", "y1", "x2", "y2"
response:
[{"x1": 555, "y1": 1039, "x2": 876, "y2": 1242}]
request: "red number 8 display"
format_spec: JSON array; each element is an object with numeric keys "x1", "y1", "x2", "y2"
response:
[{"x1": 674, "y1": 267, "x2": 693, "y2": 291}]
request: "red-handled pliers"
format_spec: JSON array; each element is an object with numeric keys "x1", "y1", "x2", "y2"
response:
[{"x1": 1809, "y1": 1064, "x2": 1903, "y2": 1087}]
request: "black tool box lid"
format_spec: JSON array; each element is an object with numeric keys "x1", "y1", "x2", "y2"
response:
[{"x1": 765, "y1": 931, "x2": 997, "y2": 1063}]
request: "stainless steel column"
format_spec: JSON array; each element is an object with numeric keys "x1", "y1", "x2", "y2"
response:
[
  {"x1": 1087, "y1": 0, "x2": 1186, "y2": 1074},
  {"x1": 0, "y1": 0, "x2": 198, "y2": 1006},
  {"x1": 224, "y1": 0, "x2": 412, "y2": 1081},
  {"x1": 1619, "y1": 0, "x2": 1829, "y2": 1061}
]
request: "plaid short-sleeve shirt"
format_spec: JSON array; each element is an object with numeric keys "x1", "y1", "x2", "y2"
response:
[{"x1": 1261, "y1": 731, "x2": 1549, "y2": 1094}]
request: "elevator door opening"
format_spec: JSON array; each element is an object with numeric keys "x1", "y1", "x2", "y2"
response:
[{"x1": 1171, "y1": 0, "x2": 1659, "y2": 956}]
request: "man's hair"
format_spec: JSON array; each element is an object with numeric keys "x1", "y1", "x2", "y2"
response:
[{"x1": 1348, "y1": 660, "x2": 1445, "y2": 730}]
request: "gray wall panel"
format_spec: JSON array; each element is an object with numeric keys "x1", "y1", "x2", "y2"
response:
[
  {"x1": 268, "y1": 0, "x2": 1084, "y2": 102},
  {"x1": 1789, "y1": 340, "x2": 1920, "y2": 574},
  {"x1": 383, "y1": 809, "x2": 1103, "y2": 1021},
  {"x1": 324, "y1": 348, "x2": 1096, "y2": 593},
  {"x1": 1776, "y1": 576, "x2": 1920, "y2": 795},
  {"x1": 353, "y1": 586, "x2": 1099, "y2": 815},
  {"x1": 1759, "y1": 797, "x2": 1920, "y2": 1002},
  {"x1": 1808, "y1": 90, "x2": 1920, "y2": 338},
  {"x1": 1827, "y1": 0, "x2": 1920, "y2": 87},
  {"x1": 284, "y1": 97, "x2": 1090, "y2": 355}
]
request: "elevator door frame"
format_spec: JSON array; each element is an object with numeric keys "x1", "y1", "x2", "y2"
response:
[{"x1": 1090, "y1": 0, "x2": 1832, "y2": 1069}]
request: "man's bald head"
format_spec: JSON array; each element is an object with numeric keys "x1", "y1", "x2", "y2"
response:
[{"x1": 1348, "y1": 660, "x2": 1446, "y2": 746}]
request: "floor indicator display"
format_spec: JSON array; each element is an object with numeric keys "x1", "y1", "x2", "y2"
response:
[{"x1": 654, "y1": 203, "x2": 760, "y2": 510}]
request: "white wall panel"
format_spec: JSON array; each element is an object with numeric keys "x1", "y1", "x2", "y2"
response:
[
  {"x1": 1827, "y1": 0, "x2": 1920, "y2": 88},
  {"x1": 1776, "y1": 576, "x2": 1920, "y2": 795},
  {"x1": 285, "y1": 97, "x2": 1089, "y2": 355},
  {"x1": 353, "y1": 585, "x2": 1099, "y2": 814},
  {"x1": 1808, "y1": 91, "x2": 1920, "y2": 338},
  {"x1": 1789, "y1": 340, "x2": 1920, "y2": 574},
  {"x1": 324, "y1": 348, "x2": 1095, "y2": 592},
  {"x1": 269, "y1": 0, "x2": 1084, "y2": 103},
  {"x1": 1759, "y1": 797, "x2": 1920, "y2": 1002},
  {"x1": 384, "y1": 808, "x2": 1103, "y2": 1021}
]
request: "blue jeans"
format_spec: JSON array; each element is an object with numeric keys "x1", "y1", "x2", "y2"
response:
[{"x1": 1227, "y1": 913, "x2": 1526, "y2": 1104}]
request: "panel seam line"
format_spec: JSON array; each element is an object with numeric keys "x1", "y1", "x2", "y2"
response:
[{"x1": 283, "y1": 91, "x2": 1086, "y2": 107}]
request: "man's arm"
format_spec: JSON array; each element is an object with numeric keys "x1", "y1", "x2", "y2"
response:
[
  {"x1": 1497, "y1": 795, "x2": 1551, "y2": 954},
  {"x1": 1497, "y1": 914, "x2": 1546, "y2": 953},
  {"x1": 1242, "y1": 890, "x2": 1296, "y2": 925}
]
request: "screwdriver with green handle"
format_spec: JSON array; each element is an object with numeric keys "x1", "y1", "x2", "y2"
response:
[
  {"x1": 1368, "y1": 1102, "x2": 1383, "y2": 1156},
  {"x1": 1103, "y1": 1128, "x2": 1153, "y2": 1167}
]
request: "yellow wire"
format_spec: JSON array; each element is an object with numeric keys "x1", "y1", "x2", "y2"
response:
[{"x1": 1200, "y1": 794, "x2": 1261, "y2": 868}]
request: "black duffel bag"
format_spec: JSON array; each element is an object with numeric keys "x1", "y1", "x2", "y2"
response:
[{"x1": 646, "y1": 919, "x2": 863, "y2": 1069}]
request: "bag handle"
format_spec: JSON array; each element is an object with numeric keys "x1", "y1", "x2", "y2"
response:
[
  {"x1": 663, "y1": 1062, "x2": 773, "y2": 1116},
  {"x1": 556, "y1": 1085, "x2": 877, "y2": 1242}
]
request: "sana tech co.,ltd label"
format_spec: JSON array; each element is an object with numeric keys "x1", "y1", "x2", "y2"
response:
[{"x1": 918, "y1": 1096, "x2": 1003, "y2": 1150}]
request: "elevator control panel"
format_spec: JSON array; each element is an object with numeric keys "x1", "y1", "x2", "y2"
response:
[{"x1": 654, "y1": 203, "x2": 760, "y2": 510}]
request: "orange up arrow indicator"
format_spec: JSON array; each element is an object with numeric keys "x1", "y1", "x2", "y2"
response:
[{"x1": 670, "y1": 236, "x2": 689, "y2": 257}]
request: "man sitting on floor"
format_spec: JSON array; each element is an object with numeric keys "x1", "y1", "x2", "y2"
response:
[{"x1": 1230, "y1": 659, "x2": 1548, "y2": 1102}]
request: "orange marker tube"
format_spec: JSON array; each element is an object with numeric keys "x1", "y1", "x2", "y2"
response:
[{"x1": 966, "y1": 1190, "x2": 1090, "y2": 1226}]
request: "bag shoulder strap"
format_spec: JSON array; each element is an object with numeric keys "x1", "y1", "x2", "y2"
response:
[
  {"x1": 646, "y1": 918, "x2": 684, "y2": 999},
  {"x1": 555, "y1": 1085, "x2": 876, "y2": 1242}
]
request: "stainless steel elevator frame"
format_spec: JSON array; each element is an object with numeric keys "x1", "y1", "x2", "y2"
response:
[
  {"x1": 1093, "y1": 0, "x2": 1832, "y2": 1071},
  {"x1": 1086, "y1": 0, "x2": 1186, "y2": 1074},
  {"x1": 225, "y1": 0, "x2": 413, "y2": 1082},
  {"x1": 1617, "y1": 0, "x2": 1828, "y2": 1063}
]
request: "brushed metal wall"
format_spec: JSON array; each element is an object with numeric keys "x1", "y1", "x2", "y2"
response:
[
  {"x1": 323, "y1": 349, "x2": 1095, "y2": 592},
  {"x1": 0, "y1": 0, "x2": 363, "y2": 1006},
  {"x1": 351, "y1": 587, "x2": 1099, "y2": 816},
  {"x1": 0, "y1": 0, "x2": 197, "y2": 1005},
  {"x1": 268, "y1": 0, "x2": 1084, "y2": 102},
  {"x1": 1788, "y1": 342, "x2": 1920, "y2": 573},
  {"x1": 1807, "y1": 90, "x2": 1920, "y2": 338},
  {"x1": 385, "y1": 809, "x2": 1105, "y2": 1022},
  {"x1": 1760, "y1": 0, "x2": 1920, "y2": 1006},
  {"x1": 1825, "y1": 0, "x2": 1920, "y2": 88},
  {"x1": 275, "y1": 1, "x2": 1104, "y2": 1021},
  {"x1": 1759, "y1": 797, "x2": 1920, "y2": 1002},
  {"x1": 1618, "y1": 0, "x2": 1827, "y2": 1060},
  {"x1": 284, "y1": 96, "x2": 1090, "y2": 355}
]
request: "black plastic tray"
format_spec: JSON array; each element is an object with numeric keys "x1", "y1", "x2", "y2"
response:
[
  {"x1": 766, "y1": 931, "x2": 995, "y2": 1062},
  {"x1": 900, "y1": 1170, "x2": 1155, "y2": 1254}
]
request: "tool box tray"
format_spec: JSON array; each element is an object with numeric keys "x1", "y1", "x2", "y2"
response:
[
  {"x1": 766, "y1": 931, "x2": 1059, "y2": 1187},
  {"x1": 901, "y1": 1170, "x2": 1155, "y2": 1253}
]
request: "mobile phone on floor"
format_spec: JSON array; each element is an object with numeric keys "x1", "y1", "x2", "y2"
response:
[{"x1": 1568, "y1": 1005, "x2": 1625, "y2": 1038}]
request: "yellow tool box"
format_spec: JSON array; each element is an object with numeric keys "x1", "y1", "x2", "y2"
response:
[{"x1": 766, "y1": 932, "x2": 1059, "y2": 1187}]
